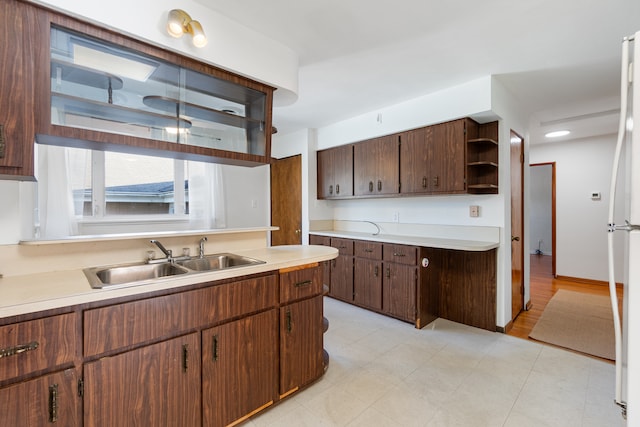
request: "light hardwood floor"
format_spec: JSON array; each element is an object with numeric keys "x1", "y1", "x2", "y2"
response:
[{"x1": 507, "y1": 254, "x2": 622, "y2": 343}]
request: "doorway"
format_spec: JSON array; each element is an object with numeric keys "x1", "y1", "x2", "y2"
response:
[
  {"x1": 529, "y1": 162, "x2": 556, "y2": 276},
  {"x1": 510, "y1": 130, "x2": 524, "y2": 321},
  {"x1": 270, "y1": 155, "x2": 302, "y2": 246}
]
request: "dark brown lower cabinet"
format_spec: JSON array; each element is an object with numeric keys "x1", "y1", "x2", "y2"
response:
[
  {"x1": 83, "y1": 333, "x2": 201, "y2": 427},
  {"x1": 280, "y1": 295, "x2": 324, "y2": 395},
  {"x1": 330, "y1": 253, "x2": 353, "y2": 302},
  {"x1": 382, "y1": 262, "x2": 417, "y2": 322},
  {"x1": 0, "y1": 369, "x2": 80, "y2": 426},
  {"x1": 202, "y1": 310, "x2": 278, "y2": 427},
  {"x1": 354, "y1": 258, "x2": 383, "y2": 310},
  {"x1": 439, "y1": 248, "x2": 497, "y2": 331}
]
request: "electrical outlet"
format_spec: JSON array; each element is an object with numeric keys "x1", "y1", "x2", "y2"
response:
[
  {"x1": 469, "y1": 205, "x2": 480, "y2": 217},
  {"x1": 393, "y1": 212, "x2": 400, "y2": 223}
]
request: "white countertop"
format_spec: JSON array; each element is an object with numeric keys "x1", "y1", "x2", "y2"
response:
[
  {"x1": 310, "y1": 230, "x2": 499, "y2": 251},
  {"x1": 0, "y1": 245, "x2": 338, "y2": 319}
]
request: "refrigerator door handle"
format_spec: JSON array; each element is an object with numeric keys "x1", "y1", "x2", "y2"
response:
[{"x1": 609, "y1": 220, "x2": 640, "y2": 232}]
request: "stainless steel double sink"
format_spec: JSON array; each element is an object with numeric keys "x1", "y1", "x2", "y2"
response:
[{"x1": 83, "y1": 253, "x2": 265, "y2": 289}]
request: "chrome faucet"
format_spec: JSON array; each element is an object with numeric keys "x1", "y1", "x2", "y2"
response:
[
  {"x1": 199, "y1": 237, "x2": 208, "y2": 258},
  {"x1": 150, "y1": 239, "x2": 172, "y2": 260}
]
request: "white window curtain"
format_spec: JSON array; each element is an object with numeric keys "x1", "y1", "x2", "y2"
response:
[
  {"x1": 188, "y1": 162, "x2": 226, "y2": 229},
  {"x1": 36, "y1": 144, "x2": 81, "y2": 239}
]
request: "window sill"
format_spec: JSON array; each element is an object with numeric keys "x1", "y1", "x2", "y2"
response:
[{"x1": 19, "y1": 226, "x2": 278, "y2": 246}]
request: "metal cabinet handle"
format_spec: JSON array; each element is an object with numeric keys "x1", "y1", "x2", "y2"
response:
[
  {"x1": 336, "y1": 184, "x2": 340, "y2": 194},
  {"x1": 182, "y1": 344, "x2": 189, "y2": 372},
  {"x1": 422, "y1": 176, "x2": 427, "y2": 188},
  {"x1": 393, "y1": 252, "x2": 406, "y2": 257},
  {"x1": 374, "y1": 266, "x2": 379, "y2": 277},
  {"x1": 212, "y1": 335, "x2": 219, "y2": 361},
  {"x1": 295, "y1": 280, "x2": 313, "y2": 288},
  {"x1": 286, "y1": 309, "x2": 292, "y2": 333},
  {"x1": 0, "y1": 341, "x2": 39, "y2": 359},
  {"x1": 329, "y1": 184, "x2": 333, "y2": 195},
  {"x1": 385, "y1": 267, "x2": 391, "y2": 278},
  {"x1": 433, "y1": 176, "x2": 439, "y2": 187},
  {"x1": 363, "y1": 248, "x2": 373, "y2": 253},
  {"x1": 377, "y1": 180, "x2": 382, "y2": 191},
  {"x1": 49, "y1": 384, "x2": 58, "y2": 423},
  {"x1": 369, "y1": 181, "x2": 374, "y2": 192}
]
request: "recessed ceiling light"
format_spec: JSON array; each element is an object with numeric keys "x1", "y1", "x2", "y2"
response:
[{"x1": 545, "y1": 130, "x2": 570, "y2": 138}]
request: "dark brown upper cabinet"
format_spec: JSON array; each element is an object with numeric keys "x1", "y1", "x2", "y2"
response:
[
  {"x1": 0, "y1": 0, "x2": 38, "y2": 179},
  {"x1": 401, "y1": 118, "x2": 475, "y2": 195},
  {"x1": 353, "y1": 134, "x2": 399, "y2": 197},
  {"x1": 317, "y1": 144, "x2": 353, "y2": 199},
  {"x1": 1, "y1": 1, "x2": 275, "y2": 180}
]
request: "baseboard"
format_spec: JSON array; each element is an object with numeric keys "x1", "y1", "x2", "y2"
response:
[
  {"x1": 556, "y1": 275, "x2": 623, "y2": 289},
  {"x1": 525, "y1": 299, "x2": 533, "y2": 310},
  {"x1": 496, "y1": 319, "x2": 513, "y2": 334}
]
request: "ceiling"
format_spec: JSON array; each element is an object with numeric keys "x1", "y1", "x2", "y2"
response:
[{"x1": 196, "y1": 0, "x2": 640, "y2": 143}]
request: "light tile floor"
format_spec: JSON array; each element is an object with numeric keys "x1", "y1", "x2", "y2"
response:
[{"x1": 247, "y1": 297, "x2": 624, "y2": 427}]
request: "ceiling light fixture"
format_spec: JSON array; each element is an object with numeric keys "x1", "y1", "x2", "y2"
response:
[
  {"x1": 544, "y1": 130, "x2": 571, "y2": 138},
  {"x1": 166, "y1": 9, "x2": 208, "y2": 48}
]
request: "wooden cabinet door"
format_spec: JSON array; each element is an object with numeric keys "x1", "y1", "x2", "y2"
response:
[
  {"x1": 354, "y1": 258, "x2": 383, "y2": 310},
  {"x1": 430, "y1": 120, "x2": 466, "y2": 193},
  {"x1": 400, "y1": 127, "x2": 431, "y2": 194},
  {"x1": 309, "y1": 235, "x2": 331, "y2": 290},
  {"x1": 0, "y1": 0, "x2": 37, "y2": 177},
  {"x1": 333, "y1": 144, "x2": 354, "y2": 198},
  {"x1": 354, "y1": 135, "x2": 399, "y2": 196},
  {"x1": 84, "y1": 333, "x2": 201, "y2": 427},
  {"x1": 280, "y1": 295, "x2": 324, "y2": 395},
  {"x1": 317, "y1": 145, "x2": 353, "y2": 199},
  {"x1": 203, "y1": 310, "x2": 278, "y2": 427},
  {"x1": 382, "y1": 263, "x2": 417, "y2": 322},
  {"x1": 0, "y1": 369, "x2": 80, "y2": 426},
  {"x1": 329, "y1": 254, "x2": 353, "y2": 302},
  {"x1": 439, "y1": 249, "x2": 497, "y2": 331},
  {"x1": 317, "y1": 149, "x2": 335, "y2": 199}
]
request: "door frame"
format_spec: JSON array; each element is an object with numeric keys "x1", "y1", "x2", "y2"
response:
[
  {"x1": 510, "y1": 129, "x2": 525, "y2": 320},
  {"x1": 529, "y1": 162, "x2": 557, "y2": 276}
]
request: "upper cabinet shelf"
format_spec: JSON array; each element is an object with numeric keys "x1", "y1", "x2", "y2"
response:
[
  {"x1": 466, "y1": 125, "x2": 499, "y2": 194},
  {"x1": 39, "y1": 21, "x2": 274, "y2": 166}
]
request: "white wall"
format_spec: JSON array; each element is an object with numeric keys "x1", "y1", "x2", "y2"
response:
[
  {"x1": 222, "y1": 164, "x2": 270, "y2": 228},
  {"x1": 529, "y1": 135, "x2": 625, "y2": 281},
  {"x1": 529, "y1": 164, "x2": 553, "y2": 255}
]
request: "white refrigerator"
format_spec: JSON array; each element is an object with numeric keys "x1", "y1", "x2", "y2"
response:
[{"x1": 609, "y1": 29, "x2": 640, "y2": 425}]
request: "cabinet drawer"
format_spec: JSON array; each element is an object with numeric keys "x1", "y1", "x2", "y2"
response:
[
  {"x1": 280, "y1": 265, "x2": 323, "y2": 304},
  {"x1": 0, "y1": 313, "x2": 77, "y2": 382},
  {"x1": 354, "y1": 240, "x2": 382, "y2": 259},
  {"x1": 331, "y1": 238, "x2": 354, "y2": 255},
  {"x1": 383, "y1": 244, "x2": 418, "y2": 265},
  {"x1": 84, "y1": 274, "x2": 278, "y2": 357},
  {"x1": 309, "y1": 235, "x2": 331, "y2": 246}
]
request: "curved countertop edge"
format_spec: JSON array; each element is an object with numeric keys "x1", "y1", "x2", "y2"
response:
[
  {"x1": 310, "y1": 231, "x2": 499, "y2": 251},
  {"x1": 0, "y1": 245, "x2": 338, "y2": 319}
]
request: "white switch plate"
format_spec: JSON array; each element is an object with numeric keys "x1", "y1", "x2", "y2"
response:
[
  {"x1": 393, "y1": 212, "x2": 400, "y2": 222},
  {"x1": 469, "y1": 205, "x2": 480, "y2": 217}
]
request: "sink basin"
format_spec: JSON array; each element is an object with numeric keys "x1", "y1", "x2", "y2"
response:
[
  {"x1": 177, "y1": 253, "x2": 265, "y2": 272},
  {"x1": 84, "y1": 262, "x2": 189, "y2": 289}
]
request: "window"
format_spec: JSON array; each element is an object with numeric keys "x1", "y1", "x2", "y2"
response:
[
  {"x1": 69, "y1": 149, "x2": 188, "y2": 219},
  {"x1": 36, "y1": 144, "x2": 227, "y2": 239}
]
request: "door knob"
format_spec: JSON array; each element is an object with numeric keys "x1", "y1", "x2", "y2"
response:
[
  {"x1": 511, "y1": 236, "x2": 520, "y2": 242},
  {"x1": 295, "y1": 229, "x2": 301, "y2": 234}
]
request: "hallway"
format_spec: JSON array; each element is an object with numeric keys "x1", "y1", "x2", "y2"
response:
[{"x1": 507, "y1": 254, "x2": 622, "y2": 356}]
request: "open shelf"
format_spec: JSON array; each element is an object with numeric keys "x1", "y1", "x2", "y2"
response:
[
  {"x1": 466, "y1": 123, "x2": 498, "y2": 194},
  {"x1": 52, "y1": 93, "x2": 192, "y2": 130},
  {"x1": 142, "y1": 96, "x2": 261, "y2": 130}
]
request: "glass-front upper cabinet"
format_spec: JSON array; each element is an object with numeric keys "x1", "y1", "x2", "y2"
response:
[{"x1": 44, "y1": 25, "x2": 272, "y2": 165}]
